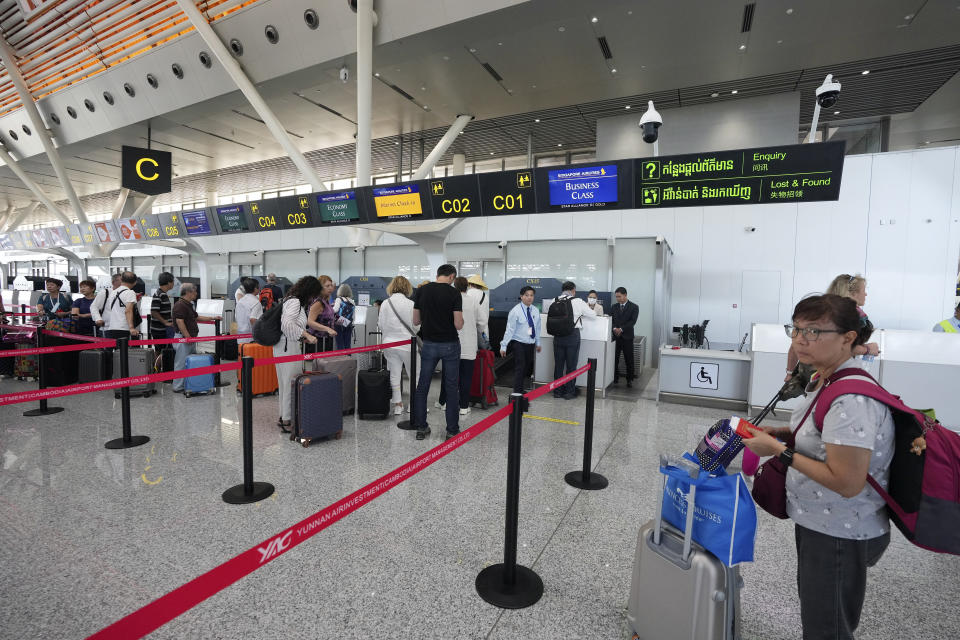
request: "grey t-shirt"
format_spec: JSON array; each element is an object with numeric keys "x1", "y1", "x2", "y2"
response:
[{"x1": 786, "y1": 360, "x2": 895, "y2": 540}]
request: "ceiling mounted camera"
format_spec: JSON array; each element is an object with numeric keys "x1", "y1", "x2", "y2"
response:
[
  {"x1": 339, "y1": 65, "x2": 349, "y2": 83},
  {"x1": 638, "y1": 100, "x2": 662, "y2": 144},
  {"x1": 815, "y1": 74, "x2": 841, "y2": 109}
]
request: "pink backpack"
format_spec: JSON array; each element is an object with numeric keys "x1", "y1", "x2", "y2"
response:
[{"x1": 813, "y1": 368, "x2": 960, "y2": 555}]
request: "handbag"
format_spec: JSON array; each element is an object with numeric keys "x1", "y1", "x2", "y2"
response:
[
  {"x1": 475, "y1": 292, "x2": 491, "y2": 350},
  {"x1": 751, "y1": 387, "x2": 822, "y2": 519}
]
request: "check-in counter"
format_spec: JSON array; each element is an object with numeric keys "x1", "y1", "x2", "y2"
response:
[
  {"x1": 534, "y1": 314, "x2": 615, "y2": 395},
  {"x1": 195, "y1": 298, "x2": 226, "y2": 354},
  {"x1": 659, "y1": 346, "x2": 751, "y2": 408},
  {"x1": 880, "y1": 330, "x2": 960, "y2": 430}
]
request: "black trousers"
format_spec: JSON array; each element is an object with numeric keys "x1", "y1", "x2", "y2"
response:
[
  {"x1": 510, "y1": 341, "x2": 536, "y2": 395},
  {"x1": 614, "y1": 335, "x2": 635, "y2": 380}
]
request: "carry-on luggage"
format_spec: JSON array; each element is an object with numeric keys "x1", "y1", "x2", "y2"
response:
[
  {"x1": 237, "y1": 342, "x2": 278, "y2": 396},
  {"x1": 0, "y1": 342, "x2": 14, "y2": 377},
  {"x1": 14, "y1": 343, "x2": 39, "y2": 380},
  {"x1": 292, "y1": 370, "x2": 344, "y2": 446},
  {"x1": 113, "y1": 347, "x2": 157, "y2": 398},
  {"x1": 43, "y1": 335, "x2": 79, "y2": 387},
  {"x1": 358, "y1": 369, "x2": 391, "y2": 419},
  {"x1": 309, "y1": 338, "x2": 356, "y2": 415},
  {"x1": 184, "y1": 353, "x2": 216, "y2": 397},
  {"x1": 627, "y1": 455, "x2": 741, "y2": 640},
  {"x1": 470, "y1": 349, "x2": 498, "y2": 409},
  {"x1": 79, "y1": 328, "x2": 112, "y2": 383}
]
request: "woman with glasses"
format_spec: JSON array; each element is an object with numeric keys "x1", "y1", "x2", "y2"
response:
[{"x1": 744, "y1": 294, "x2": 894, "y2": 640}]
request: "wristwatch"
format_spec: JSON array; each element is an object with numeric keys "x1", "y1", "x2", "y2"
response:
[{"x1": 778, "y1": 447, "x2": 795, "y2": 467}]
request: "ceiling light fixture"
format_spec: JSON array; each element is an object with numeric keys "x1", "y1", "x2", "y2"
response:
[
  {"x1": 625, "y1": 105, "x2": 631, "y2": 109},
  {"x1": 611, "y1": 68, "x2": 617, "y2": 73},
  {"x1": 711, "y1": 92, "x2": 719, "y2": 97},
  {"x1": 558, "y1": 26, "x2": 566, "y2": 32},
  {"x1": 534, "y1": 118, "x2": 540, "y2": 123},
  {"x1": 469, "y1": 48, "x2": 476, "y2": 53},
  {"x1": 374, "y1": 72, "x2": 380, "y2": 77},
  {"x1": 731, "y1": 89, "x2": 738, "y2": 94},
  {"x1": 786, "y1": 8, "x2": 794, "y2": 14},
  {"x1": 591, "y1": 16, "x2": 598, "y2": 23},
  {"x1": 498, "y1": 42, "x2": 503, "y2": 46},
  {"x1": 738, "y1": 44, "x2": 746, "y2": 50},
  {"x1": 557, "y1": 143, "x2": 562, "y2": 147},
  {"x1": 861, "y1": 69, "x2": 870, "y2": 75},
  {"x1": 834, "y1": 110, "x2": 840, "y2": 115},
  {"x1": 904, "y1": 14, "x2": 913, "y2": 19}
]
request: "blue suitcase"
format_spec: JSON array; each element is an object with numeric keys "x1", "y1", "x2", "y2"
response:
[
  {"x1": 292, "y1": 371, "x2": 343, "y2": 447},
  {"x1": 184, "y1": 354, "x2": 216, "y2": 397}
]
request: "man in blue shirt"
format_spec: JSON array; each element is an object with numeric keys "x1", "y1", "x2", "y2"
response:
[{"x1": 500, "y1": 286, "x2": 541, "y2": 394}]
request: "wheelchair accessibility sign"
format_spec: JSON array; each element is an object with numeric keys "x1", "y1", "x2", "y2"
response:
[{"x1": 690, "y1": 362, "x2": 719, "y2": 390}]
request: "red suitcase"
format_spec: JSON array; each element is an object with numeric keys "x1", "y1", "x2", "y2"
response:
[{"x1": 469, "y1": 349, "x2": 498, "y2": 409}]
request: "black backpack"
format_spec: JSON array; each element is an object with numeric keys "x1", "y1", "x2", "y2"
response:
[
  {"x1": 546, "y1": 296, "x2": 577, "y2": 337},
  {"x1": 253, "y1": 300, "x2": 284, "y2": 346}
]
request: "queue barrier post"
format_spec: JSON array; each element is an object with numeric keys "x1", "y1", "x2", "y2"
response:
[
  {"x1": 222, "y1": 355, "x2": 275, "y2": 504},
  {"x1": 476, "y1": 393, "x2": 544, "y2": 609},
  {"x1": 564, "y1": 358, "x2": 607, "y2": 490},
  {"x1": 212, "y1": 318, "x2": 230, "y2": 387},
  {"x1": 23, "y1": 325, "x2": 65, "y2": 417},
  {"x1": 396, "y1": 336, "x2": 418, "y2": 430},
  {"x1": 105, "y1": 337, "x2": 150, "y2": 449}
]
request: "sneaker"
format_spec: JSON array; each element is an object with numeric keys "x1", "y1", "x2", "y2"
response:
[
  {"x1": 435, "y1": 401, "x2": 445, "y2": 410},
  {"x1": 416, "y1": 427, "x2": 431, "y2": 440},
  {"x1": 394, "y1": 404, "x2": 403, "y2": 416},
  {"x1": 459, "y1": 407, "x2": 471, "y2": 416}
]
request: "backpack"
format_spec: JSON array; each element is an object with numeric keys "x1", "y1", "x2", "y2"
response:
[
  {"x1": 259, "y1": 287, "x2": 275, "y2": 312},
  {"x1": 253, "y1": 300, "x2": 284, "y2": 346},
  {"x1": 546, "y1": 295, "x2": 577, "y2": 337},
  {"x1": 337, "y1": 297, "x2": 355, "y2": 321},
  {"x1": 112, "y1": 290, "x2": 142, "y2": 330},
  {"x1": 814, "y1": 368, "x2": 960, "y2": 555}
]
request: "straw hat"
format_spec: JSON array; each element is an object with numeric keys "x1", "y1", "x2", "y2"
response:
[{"x1": 466, "y1": 274, "x2": 489, "y2": 290}]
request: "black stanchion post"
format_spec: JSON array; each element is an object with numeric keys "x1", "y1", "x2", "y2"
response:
[
  {"x1": 212, "y1": 318, "x2": 229, "y2": 387},
  {"x1": 396, "y1": 336, "x2": 418, "y2": 430},
  {"x1": 105, "y1": 337, "x2": 150, "y2": 449},
  {"x1": 476, "y1": 393, "x2": 544, "y2": 609},
  {"x1": 23, "y1": 327, "x2": 64, "y2": 417},
  {"x1": 223, "y1": 355, "x2": 275, "y2": 504},
  {"x1": 564, "y1": 358, "x2": 608, "y2": 490}
]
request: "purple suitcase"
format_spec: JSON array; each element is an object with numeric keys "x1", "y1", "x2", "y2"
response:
[{"x1": 292, "y1": 371, "x2": 343, "y2": 447}]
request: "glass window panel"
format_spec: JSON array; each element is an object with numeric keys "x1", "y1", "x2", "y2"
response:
[{"x1": 506, "y1": 240, "x2": 608, "y2": 291}]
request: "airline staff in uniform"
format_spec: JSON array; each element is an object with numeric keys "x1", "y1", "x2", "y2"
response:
[
  {"x1": 932, "y1": 303, "x2": 960, "y2": 333},
  {"x1": 500, "y1": 286, "x2": 541, "y2": 394}
]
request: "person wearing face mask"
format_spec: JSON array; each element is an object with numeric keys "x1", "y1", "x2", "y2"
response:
[
  {"x1": 500, "y1": 286, "x2": 542, "y2": 395},
  {"x1": 586, "y1": 290, "x2": 604, "y2": 316}
]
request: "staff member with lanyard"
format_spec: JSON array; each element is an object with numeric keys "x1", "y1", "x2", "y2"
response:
[{"x1": 500, "y1": 285, "x2": 541, "y2": 395}]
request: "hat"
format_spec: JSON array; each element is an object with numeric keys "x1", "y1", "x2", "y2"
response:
[{"x1": 466, "y1": 274, "x2": 488, "y2": 290}]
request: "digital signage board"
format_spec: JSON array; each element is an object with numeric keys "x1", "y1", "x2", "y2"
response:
[
  {"x1": 157, "y1": 212, "x2": 186, "y2": 239},
  {"x1": 94, "y1": 220, "x2": 119, "y2": 243},
  {"x1": 116, "y1": 218, "x2": 144, "y2": 242},
  {"x1": 247, "y1": 198, "x2": 282, "y2": 232},
  {"x1": 182, "y1": 209, "x2": 214, "y2": 236},
  {"x1": 65, "y1": 224, "x2": 83, "y2": 245},
  {"x1": 276, "y1": 194, "x2": 316, "y2": 230},
  {"x1": 316, "y1": 191, "x2": 361, "y2": 225},
  {"x1": 213, "y1": 204, "x2": 249, "y2": 234},
  {"x1": 536, "y1": 162, "x2": 631, "y2": 212},
  {"x1": 368, "y1": 183, "x2": 428, "y2": 220},
  {"x1": 135, "y1": 214, "x2": 164, "y2": 241},
  {"x1": 428, "y1": 175, "x2": 482, "y2": 219}
]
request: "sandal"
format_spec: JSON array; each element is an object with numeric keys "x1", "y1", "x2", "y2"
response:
[{"x1": 278, "y1": 420, "x2": 292, "y2": 433}]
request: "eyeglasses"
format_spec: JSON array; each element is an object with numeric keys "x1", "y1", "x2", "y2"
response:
[{"x1": 784, "y1": 324, "x2": 846, "y2": 341}]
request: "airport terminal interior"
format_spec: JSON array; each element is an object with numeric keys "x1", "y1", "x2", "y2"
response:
[{"x1": 1, "y1": 1, "x2": 960, "y2": 638}]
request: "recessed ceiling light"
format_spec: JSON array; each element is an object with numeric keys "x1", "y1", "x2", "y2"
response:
[
  {"x1": 534, "y1": 118, "x2": 540, "y2": 123},
  {"x1": 394, "y1": 140, "x2": 399, "y2": 145},
  {"x1": 625, "y1": 105, "x2": 631, "y2": 109},
  {"x1": 627, "y1": 10, "x2": 633, "y2": 15},
  {"x1": 611, "y1": 68, "x2": 617, "y2": 73},
  {"x1": 558, "y1": 26, "x2": 565, "y2": 32},
  {"x1": 777, "y1": 39, "x2": 783, "y2": 44},
  {"x1": 423, "y1": 105, "x2": 429, "y2": 110},
  {"x1": 374, "y1": 72, "x2": 380, "y2": 77},
  {"x1": 711, "y1": 92, "x2": 719, "y2": 98},
  {"x1": 786, "y1": 8, "x2": 794, "y2": 14},
  {"x1": 469, "y1": 47, "x2": 476, "y2": 53},
  {"x1": 557, "y1": 143, "x2": 562, "y2": 147},
  {"x1": 531, "y1": 84, "x2": 537, "y2": 88},
  {"x1": 731, "y1": 89, "x2": 738, "y2": 94},
  {"x1": 738, "y1": 44, "x2": 746, "y2": 50},
  {"x1": 834, "y1": 111, "x2": 840, "y2": 115},
  {"x1": 498, "y1": 42, "x2": 503, "y2": 46},
  {"x1": 442, "y1": 55, "x2": 450, "y2": 60},
  {"x1": 591, "y1": 16, "x2": 598, "y2": 23},
  {"x1": 861, "y1": 69, "x2": 870, "y2": 75},
  {"x1": 420, "y1": 86, "x2": 426, "y2": 91},
  {"x1": 490, "y1": 152, "x2": 494, "y2": 155},
  {"x1": 458, "y1": 131, "x2": 463, "y2": 135},
  {"x1": 904, "y1": 14, "x2": 913, "y2": 19}
]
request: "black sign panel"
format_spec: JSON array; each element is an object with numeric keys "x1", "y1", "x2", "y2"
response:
[
  {"x1": 213, "y1": 204, "x2": 250, "y2": 234},
  {"x1": 276, "y1": 194, "x2": 317, "y2": 230},
  {"x1": 635, "y1": 141, "x2": 845, "y2": 209},
  {"x1": 157, "y1": 212, "x2": 186, "y2": 239},
  {"x1": 316, "y1": 190, "x2": 361, "y2": 225},
  {"x1": 247, "y1": 198, "x2": 282, "y2": 232},
  {"x1": 428, "y1": 175, "x2": 482, "y2": 219},
  {"x1": 121, "y1": 145, "x2": 172, "y2": 196},
  {"x1": 478, "y1": 169, "x2": 536, "y2": 216},
  {"x1": 136, "y1": 214, "x2": 164, "y2": 241},
  {"x1": 535, "y1": 161, "x2": 632, "y2": 213}
]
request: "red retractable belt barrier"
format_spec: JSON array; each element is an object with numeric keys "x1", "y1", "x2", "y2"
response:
[
  {"x1": 259, "y1": 339, "x2": 408, "y2": 367},
  {"x1": 129, "y1": 334, "x2": 251, "y2": 347},
  {"x1": 42, "y1": 329, "x2": 113, "y2": 343},
  {"x1": 523, "y1": 363, "x2": 591, "y2": 401},
  {"x1": 86, "y1": 403, "x2": 514, "y2": 640},
  {"x1": 0, "y1": 341, "x2": 117, "y2": 358}
]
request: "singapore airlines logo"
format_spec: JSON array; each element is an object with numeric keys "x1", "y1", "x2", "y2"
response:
[{"x1": 257, "y1": 530, "x2": 293, "y2": 563}]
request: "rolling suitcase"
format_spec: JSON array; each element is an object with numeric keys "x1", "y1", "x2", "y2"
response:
[
  {"x1": 292, "y1": 370, "x2": 343, "y2": 447},
  {"x1": 15, "y1": 343, "x2": 39, "y2": 380},
  {"x1": 309, "y1": 338, "x2": 356, "y2": 415},
  {"x1": 79, "y1": 328, "x2": 111, "y2": 383},
  {"x1": 184, "y1": 354, "x2": 216, "y2": 397},
  {"x1": 358, "y1": 369, "x2": 391, "y2": 419},
  {"x1": 237, "y1": 342, "x2": 278, "y2": 396},
  {"x1": 0, "y1": 342, "x2": 14, "y2": 377},
  {"x1": 470, "y1": 349, "x2": 498, "y2": 409},
  {"x1": 627, "y1": 455, "x2": 741, "y2": 640},
  {"x1": 113, "y1": 348, "x2": 157, "y2": 398}
]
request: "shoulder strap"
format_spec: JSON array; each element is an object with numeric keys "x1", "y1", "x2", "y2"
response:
[
  {"x1": 480, "y1": 291, "x2": 485, "y2": 305},
  {"x1": 813, "y1": 368, "x2": 912, "y2": 431}
]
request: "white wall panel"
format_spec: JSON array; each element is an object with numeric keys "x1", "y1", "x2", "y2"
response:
[{"x1": 866, "y1": 152, "x2": 914, "y2": 328}]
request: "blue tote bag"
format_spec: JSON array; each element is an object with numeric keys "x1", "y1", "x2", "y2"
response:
[{"x1": 660, "y1": 454, "x2": 757, "y2": 566}]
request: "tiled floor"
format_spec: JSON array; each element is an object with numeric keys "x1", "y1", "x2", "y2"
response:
[{"x1": 1, "y1": 367, "x2": 958, "y2": 639}]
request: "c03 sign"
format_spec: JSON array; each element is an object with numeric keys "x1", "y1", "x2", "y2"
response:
[{"x1": 277, "y1": 194, "x2": 316, "y2": 229}]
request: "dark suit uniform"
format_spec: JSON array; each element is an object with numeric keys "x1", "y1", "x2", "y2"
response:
[{"x1": 611, "y1": 300, "x2": 639, "y2": 383}]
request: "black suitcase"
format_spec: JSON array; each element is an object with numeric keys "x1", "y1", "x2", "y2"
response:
[
  {"x1": 358, "y1": 369, "x2": 391, "y2": 419},
  {"x1": 79, "y1": 348, "x2": 110, "y2": 383},
  {"x1": 43, "y1": 335, "x2": 80, "y2": 387},
  {"x1": 0, "y1": 342, "x2": 15, "y2": 377}
]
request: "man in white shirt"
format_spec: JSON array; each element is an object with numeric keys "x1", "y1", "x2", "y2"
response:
[
  {"x1": 90, "y1": 273, "x2": 122, "y2": 332},
  {"x1": 102, "y1": 271, "x2": 141, "y2": 341},
  {"x1": 547, "y1": 281, "x2": 597, "y2": 400},
  {"x1": 235, "y1": 277, "x2": 263, "y2": 345}
]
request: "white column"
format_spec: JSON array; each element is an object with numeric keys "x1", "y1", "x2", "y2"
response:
[
  {"x1": 3, "y1": 201, "x2": 40, "y2": 232},
  {"x1": 412, "y1": 115, "x2": 473, "y2": 180},
  {"x1": 0, "y1": 145, "x2": 72, "y2": 226},
  {"x1": 355, "y1": 0, "x2": 374, "y2": 188},
  {"x1": 452, "y1": 153, "x2": 466, "y2": 176}
]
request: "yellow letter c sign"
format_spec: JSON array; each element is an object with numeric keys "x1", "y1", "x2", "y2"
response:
[{"x1": 136, "y1": 157, "x2": 159, "y2": 181}]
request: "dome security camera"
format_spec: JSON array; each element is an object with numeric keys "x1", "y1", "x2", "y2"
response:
[
  {"x1": 339, "y1": 66, "x2": 349, "y2": 83},
  {"x1": 638, "y1": 100, "x2": 662, "y2": 144},
  {"x1": 815, "y1": 74, "x2": 841, "y2": 109}
]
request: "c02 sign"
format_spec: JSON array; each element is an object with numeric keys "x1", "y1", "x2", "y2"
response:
[{"x1": 441, "y1": 198, "x2": 471, "y2": 214}]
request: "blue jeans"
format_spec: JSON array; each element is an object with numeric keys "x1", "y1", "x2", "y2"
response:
[
  {"x1": 553, "y1": 332, "x2": 581, "y2": 396},
  {"x1": 438, "y1": 358, "x2": 475, "y2": 409},
  {"x1": 335, "y1": 325, "x2": 353, "y2": 351},
  {"x1": 172, "y1": 335, "x2": 196, "y2": 392},
  {"x1": 414, "y1": 340, "x2": 461, "y2": 434}
]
